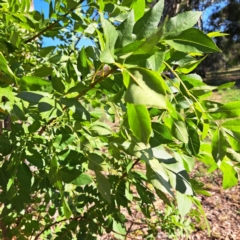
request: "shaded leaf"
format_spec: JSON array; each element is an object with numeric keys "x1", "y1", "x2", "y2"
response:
[
  {"x1": 212, "y1": 128, "x2": 227, "y2": 162},
  {"x1": 16, "y1": 162, "x2": 32, "y2": 192},
  {"x1": 77, "y1": 47, "x2": 90, "y2": 79},
  {"x1": 100, "y1": 15, "x2": 118, "y2": 63},
  {"x1": 116, "y1": 10, "x2": 135, "y2": 47},
  {"x1": 125, "y1": 67, "x2": 167, "y2": 108},
  {"x1": 95, "y1": 171, "x2": 111, "y2": 203},
  {"x1": 187, "y1": 125, "x2": 200, "y2": 155}
]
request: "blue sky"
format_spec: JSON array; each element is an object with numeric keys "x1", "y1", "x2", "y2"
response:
[
  {"x1": 33, "y1": 0, "x2": 227, "y2": 47},
  {"x1": 33, "y1": 0, "x2": 93, "y2": 48}
]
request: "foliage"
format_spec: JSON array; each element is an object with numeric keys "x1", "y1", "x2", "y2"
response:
[{"x1": 0, "y1": 0, "x2": 239, "y2": 239}]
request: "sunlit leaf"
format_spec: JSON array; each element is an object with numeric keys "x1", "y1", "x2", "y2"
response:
[{"x1": 127, "y1": 103, "x2": 151, "y2": 144}]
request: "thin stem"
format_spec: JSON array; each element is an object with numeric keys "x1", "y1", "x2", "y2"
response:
[
  {"x1": 38, "y1": 67, "x2": 117, "y2": 135},
  {"x1": 34, "y1": 215, "x2": 126, "y2": 239},
  {"x1": 24, "y1": 0, "x2": 84, "y2": 44},
  {"x1": 75, "y1": 67, "x2": 118, "y2": 99},
  {"x1": 69, "y1": 33, "x2": 83, "y2": 55}
]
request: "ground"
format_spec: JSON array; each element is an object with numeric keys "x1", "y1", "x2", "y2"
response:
[{"x1": 189, "y1": 164, "x2": 240, "y2": 240}]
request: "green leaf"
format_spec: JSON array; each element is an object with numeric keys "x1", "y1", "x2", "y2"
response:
[
  {"x1": 38, "y1": 97, "x2": 62, "y2": 120},
  {"x1": 17, "y1": 91, "x2": 44, "y2": 104},
  {"x1": 95, "y1": 171, "x2": 111, "y2": 203},
  {"x1": 16, "y1": 162, "x2": 32, "y2": 192},
  {"x1": 25, "y1": 149, "x2": 44, "y2": 168},
  {"x1": 116, "y1": 18, "x2": 167, "y2": 62},
  {"x1": 172, "y1": 120, "x2": 189, "y2": 143},
  {"x1": 53, "y1": 134, "x2": 75, "y2": 151},
  {"x1": 149, "y1": 122, "x2": 173, "y2": 147},
  {"x1": 0, "y1": 52, "x2": 16, "y2": 81},
  {"x1": 164, "y1": 28, "x2": 221, "y2": 53},
  {"x1": 225, "y1": 129, "x2": 240, "y2": 152},
  {"x1": 146, "y1": 160, "x2": 174, "y2": 197},
  {"x1": 127, "y1": 103, "x2": 151, "y2": 144},
  {"x1": 20, "y1": 76, "x2": 52, "y2": 91},
  {"x1": 52, "y1": 76, "x2": 65, "y2": 94},
  {"x1": 131, "y1": 0, "x2": 145, "y2": 21},
  {"x1": 77, "y1": 47, "x2": 90, "y2": 79},
  {"x1": 89, "y1": 122, "x2": 113, "y2": 136},
  {"x1": 88, "y1": 153, "x2": 105, "y2": 171},
  {"x1": 187, "y1": 125, "x2": 200, "y2": 155},
  {"x1": 222, "y1": 119, "x2": 240, "y2": 132},
  {"x1": 113, "y1": 219, "x2": 126, "y2": 239},
  {"x1": 207, "y1": 31, "x2": 229, "y2": 38},
  {"x1": 210, "y1": 101, "x2": 240, "y2": 119},
  {"x1": 116, "y1": 10, "x2": 135, "y2": 47},
  {"x1": 145, "y1": 51, "x2": 165, "y2": 71},
  {"x1": 190, "y1": 179, "x2": 211, "y2": 196},
  {"x1": 220, "y1": 160, "x2": 238, "y2": 189},
  {"x1": 33, "y1": 66, "x2": 53, "y2": 77},
  {"x1": 0, "y1": 86, "x2": 15, "y2": 105},
  {"x1": 176, "y1": 55, "x2": 207, "y2": 74},
  {"x1": 125, "y1": 67, "x2": 167, "y2": 108},
  {"x1": 226, "y1": 148, "x2": 240, "y2": 163},
  {"x1": 100, "y1": 15, "x2": 118, "y2": 63},
  {"x1": 72, "y1": 173, "x2": 93, "y2": 186},
  {"x1": 60, "y1": 167, "x2": 81, "y2": 183},
  {"x1": 60, "y1": 98, "x2": 90, "y2": 121},
  {"x1": 63, "y1": 198, "x2": 72, "y2": 219},
  {"x1": 164, "y1": 11, "x2": 202, "y2": 37},
  {"x1": 133, "y1": 0, "x2": 164, "y2": 39},
  {"x1": 212, "y1": 128, "x2": 227, "y2": 162},
  {"x1": 176, "y1": 192, "x2": 192, "y2": 217},
  {"x1": 155, "y1": 189, "x2": 171, "y2": 206}
]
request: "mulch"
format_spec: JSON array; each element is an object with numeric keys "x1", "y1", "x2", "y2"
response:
[{"x1": 101, "y1": 162, "x2": 240, "y2": 239}]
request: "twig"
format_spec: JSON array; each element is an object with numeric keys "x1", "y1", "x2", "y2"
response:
[
  {"x1": 125, "y1": 221, "x2": 134, "y2": 239},
  {"x1": 34, "y1": 215, "x2": 126, "y2": 239},
  {"x1": 69, "y1": 33, "x2": 83, "y2": 55},
  {"x1": 119, "y1": 158, "x2": 141, "y2": 183},
  {"x1": 75, "y1": 67, "x2": 117, "y2": 99},
  {"x1": 34, "y1": 216, "x2": 81, "y2": 240},
  {"x1": 24, "y1": 0, "x2": 84, "y2": 44},
  {"x1": 38, "y1": 67, "x2": 117, "y2": 135},
  {"x1": 0, "y1": 219, "x2": 9, "y2": 240}
]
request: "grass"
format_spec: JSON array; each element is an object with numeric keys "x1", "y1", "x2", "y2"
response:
[{"x1": 209, "y1": 86, "x2": 240, "y2": 103}]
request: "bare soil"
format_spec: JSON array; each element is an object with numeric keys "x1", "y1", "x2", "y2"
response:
[{"x1": 101, "y1": 162, "x2": 240, "y2": 240}]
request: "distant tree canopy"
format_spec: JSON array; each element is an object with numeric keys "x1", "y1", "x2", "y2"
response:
[
  {"x1": 163, "y1": 0, "x2": 240, "y2": 69},
  {"x1": 207, "y1": 0, "x2": 240, "y2": 44}
]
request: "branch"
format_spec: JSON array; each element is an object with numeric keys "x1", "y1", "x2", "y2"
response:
[
  {"x1": 34, "y1": 215, "x2": 126, "y2": 239},
  {"x1": 75, "y1": 67, "x2": 117, "y2": 99},
  {"x1": 38, "y1": 67, "x2": 117, "y2": 135},
  {"x1": 24, "y1": 0, "x2": 84, "y2": 44},
  {"x1": 0, "y1": 219, "x2": 9, "y2": 240},
  {"x1": 119, "y1": 158, "x2": 141, "y2": 183},
  {"x1": 69, "y1": 33, "x2": 83, "y2": 55},
  {"x1": 34, "y1": 216, "x2": 82, "y2": 240}
]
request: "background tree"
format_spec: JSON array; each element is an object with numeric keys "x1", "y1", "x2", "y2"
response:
[{"x1": 206, "y1": 0, "x2": 240, "y2": 68}]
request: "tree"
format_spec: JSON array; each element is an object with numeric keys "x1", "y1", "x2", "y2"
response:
[
  {"x1": 0, "y1": 0, "x2": 239, "y2": 239},
  {"x1": 205, "y1": 0, "x2": 240, "y2": 68}
]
